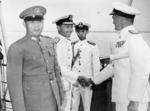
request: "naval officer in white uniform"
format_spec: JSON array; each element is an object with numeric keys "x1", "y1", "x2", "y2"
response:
[
  {"x1": 52, "y1": 15, "x2": 91, "y2": 111},
  {"x1": 92, "y1": 2, "x2": 150, "y2": 111},
  {"x1": 71, "y1": 22, "x2": 101, "y2": 111}
]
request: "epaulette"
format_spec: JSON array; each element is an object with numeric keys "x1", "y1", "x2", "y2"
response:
[
  {"x1": 41, "y1": 35, "x2": 48, "y2": 38},
  {"x1": 71, "y1": 40, "x2": 78, "y2": 45},
  {"x1": 128, "y1": 30, "x2": 139, "y2": 34},
  {"x1": 41, "y1": 35, "x2": 52, "y2": 40},
  {"x1": 54, "y1": 37, "x2": 60, "y2": 44},
  {"x1": 87, "y1": 41, "x2": 96, "y2": 46}
]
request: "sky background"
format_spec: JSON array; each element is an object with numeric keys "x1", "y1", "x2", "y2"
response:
[
  {"x1": 1, "y1": 0, "x2": 150, "y2": 31},
  {"x1": 1, "y1": 1, "x2": 150, "y2": 110},
  {"x1": 0, "y1": 0, "x2": 150, "y2": 52}
]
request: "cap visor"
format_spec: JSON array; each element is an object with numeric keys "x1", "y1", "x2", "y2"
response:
[
  {"x1": 62, "y1": 22, "x2": 74, "y2": 25},
  {"x1": 109, "y1": 11, "x2": 115, "y2": 15}
]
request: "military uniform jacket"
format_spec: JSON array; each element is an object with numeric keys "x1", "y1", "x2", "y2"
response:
[
  {"x1": 95, "y1": 26, "x2": 131, "y2": 102},
  {"x1": 55, "y1": 34, "x2": 81, "y2": 91},
  {"x1": 7, "y1": 35, "x2": 64, "y2": 111},
  {"x1": 72, "y1": 40, "x2": 101, "y2": 79},
  {"x1": 110, "y1": 25, "x2": 150, "y2": 102},
  {"x1": 110, "y1": 26, "x2": 132, "y2": 102},
  {"x1": 94, "y1": 25, "x2": 150, "y2": 102},
  {"x1": 127, "y1": 26, "x2": 150, "y2": 102},
  {"x1": 94, "y1": 25, "x2": 134, "y2": 102}
]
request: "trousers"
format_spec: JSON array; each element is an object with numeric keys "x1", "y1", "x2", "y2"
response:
[{"x1": 71, "y1": 86, "x2": 93, "y2": 111}]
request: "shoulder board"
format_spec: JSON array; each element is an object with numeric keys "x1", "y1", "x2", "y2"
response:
[
  {"x1": 41, "y1": 35, "x2": 52, "y2": 39},
  {"x1": 87, "y1": 41, "x2": 96, "y2": 46},
  {"x1": 71, "y1": 40, "x2": 79, "y2": 45},
  {"x1": 128, "y1": 30, "x2": 139, "y2": 34},
  {"x1": 15, "y1": 36, "x2": 27, "y2": 45},
  {"x1": 54, "y1": 37, "x2": 60, "y2": 44}
]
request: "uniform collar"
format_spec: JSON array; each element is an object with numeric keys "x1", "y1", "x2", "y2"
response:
[
  {"x1": 31, "y1": 36, "x2": 41, "y2": 42},
  {"x1": 79, "y1": 39, "x2": 87, "y2": 44},
  {"x1": 78, "y1": 39, "x2": 87, "y2": 47},
  {"x1": 57, "y1": 33, "x2": 71, "y2": 42},
  {"x1": 120, "y1": 25, "x2": 135, "y2": 38},
  {"x1": 25, "y1": 34, "x2": 40, "y2": 42}
]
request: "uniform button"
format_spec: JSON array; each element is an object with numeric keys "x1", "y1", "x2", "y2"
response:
[
  {"x1": 79, "y1": 61, "x2": 81, "y2": 65},
  {"x1": 26, "y1": 87, "x2": 30, "y2": 90},
  {"x1": 49, "y1": 74, "x2": 53, "y2": 80},
  {"x1": 46, "y1": 60, "x2": 48, "y2": 63},
  {"x1": 78, "y1": 70, "x2": 80, "y2": 72}
]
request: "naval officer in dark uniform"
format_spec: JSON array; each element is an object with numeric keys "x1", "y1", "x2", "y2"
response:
[{"x1": 7, "y1": 5, "x2": 64, "y2": 111}]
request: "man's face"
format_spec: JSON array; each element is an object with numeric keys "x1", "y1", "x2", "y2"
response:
[
  {"x1": 112, "y1": 14, "x2": 122, "y2": 31},
  {"x1": 25, "y1": 20, "x2": 44, "y2": 37},
  {"x1": 57, "y1": 24, "x2": 73, "y2": 38},
  {"x1": 76, "y1": 29, "x2": 88, "y2": 41}
]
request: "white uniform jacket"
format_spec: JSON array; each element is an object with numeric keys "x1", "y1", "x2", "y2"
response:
[
  {"x1": 93, "y1": 25, "x2": 150, "y2": 103},
  {"x1": 72, "y1": 40, "x2": 101, "y2": 79},
  {"x1": 127, "y1": 27, "x2": 150, "y2": 102},
  {"x1": 55, "y1": 34, "x2": 86, "y2": 91},
  {"x1": 97, "y1": 27, "x2": 130, "y2": 102},
  {"x1": 110, "y1": 26, "x2": 133, "y2": 103},
  {"x1": 94, "y1": 26, "x2": 132, "y2": 102}
]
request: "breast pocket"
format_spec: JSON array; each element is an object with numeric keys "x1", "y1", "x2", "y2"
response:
[
  {"x1": 32, "y1": 54, "x2": 43, "y2": 60},
  {"x1": 24, "y1": 52, "x2": 45, "y2": 65}
]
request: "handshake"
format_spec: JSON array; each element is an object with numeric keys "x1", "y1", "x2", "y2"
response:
[
  {"x1": 100, "y1": 57, "x2": 111, "y2": 69},
  {"x1": 77, "y1": 76, "x2": 94, "y2": 88}
]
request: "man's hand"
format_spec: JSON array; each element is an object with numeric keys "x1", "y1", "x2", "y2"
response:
[
  {"x1": 77, "y1": 76, "x2": 94, "y2": 88},
  {"x1": 127, "y1": 101, "x2": 139, "y2": 111}
]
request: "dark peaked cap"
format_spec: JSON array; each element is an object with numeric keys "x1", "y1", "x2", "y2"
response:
[{"x1": 19, "y1": 5, "x2": 46, "y2": 21}]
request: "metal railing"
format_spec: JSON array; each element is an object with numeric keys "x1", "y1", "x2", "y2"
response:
[{"x1": 0, "y1": 63, "x2": 12, "y2": 111}]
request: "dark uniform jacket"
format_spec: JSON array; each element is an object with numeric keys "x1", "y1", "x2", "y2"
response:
[{"x1": 7, "y1": 35, "x2": 64, "y2": 111}]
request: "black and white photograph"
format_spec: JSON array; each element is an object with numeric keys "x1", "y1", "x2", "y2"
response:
[{"x1": 0, "y1": 0, "x2": 150, "y2": 111}]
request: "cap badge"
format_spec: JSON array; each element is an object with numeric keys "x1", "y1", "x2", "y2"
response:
[
  {"x1": 78, "y1": 22, "x2": 83, "y2": 27},
  {"x1": 68, "y1": 15, "x2": 73, "y2": 20},
  {"x1": 34, "y1": 8, "x2": 40, "y2": 14}
]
